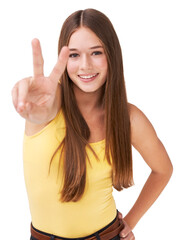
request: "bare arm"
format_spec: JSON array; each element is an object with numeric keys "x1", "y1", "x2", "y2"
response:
[{"x1": 119, "y1": 103, "x2": 173, "y2": 239}]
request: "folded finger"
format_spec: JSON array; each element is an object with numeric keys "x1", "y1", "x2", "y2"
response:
[
  {"x1": 120, "y1": 232, "x2": 135, "y2": 240},
  {"x1": 11, "y1": 83, "x2": 18, "y2": 110},
  {"x1": 17, "y1": 78, "x2": 30, "y2": 112},
  {"x1": 119, "y1": 223, "x2": 130, "y2": 238}
]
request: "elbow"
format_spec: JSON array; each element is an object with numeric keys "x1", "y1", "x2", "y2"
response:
[
  {"x1": 152, "y1": 161, "x2": 173, "y2": 183},
  {"x1": 162, "y1": 162, "x2": 173, "y2": 183},
  {"x1": 168, "y1": 162, "x2": 173, "y2": 179}
]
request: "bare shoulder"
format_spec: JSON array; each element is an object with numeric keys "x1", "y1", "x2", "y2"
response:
[
  {"x1": 128, "y1": 103, "x2": 158, "y2": 148},
  {"x1": 127, "y1": 103, "x2": 173, "y2": 175}
]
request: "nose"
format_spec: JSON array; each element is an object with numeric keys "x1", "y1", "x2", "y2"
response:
[{"x1": 80, "y1": 54, "x2": 92, "y2": 70}]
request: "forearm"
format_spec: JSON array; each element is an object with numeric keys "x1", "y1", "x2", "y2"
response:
[{"x1": 124, "y1": 170, "x2": 173, "y2": 229}]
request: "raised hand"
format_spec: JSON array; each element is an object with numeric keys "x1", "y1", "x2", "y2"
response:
[{"x1": 11, "y1": 38, "x2": 69, "y2": 124}]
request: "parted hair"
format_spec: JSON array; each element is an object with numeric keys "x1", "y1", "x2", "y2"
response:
[{"x1": 50, "y1": 8, "x2": 133, "y2": 202}]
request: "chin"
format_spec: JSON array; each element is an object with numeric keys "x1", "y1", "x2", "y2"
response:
[
  {"x1": 79, "y1": 87, "x2": 99, "y2": 93},
  {"x1": 72, "y1": 82, "x2": 99, "y2": 93}
]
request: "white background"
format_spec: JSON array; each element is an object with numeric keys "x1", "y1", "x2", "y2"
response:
[{"x1": 0, "y1": 0, "x2": 180, "y2": 239}]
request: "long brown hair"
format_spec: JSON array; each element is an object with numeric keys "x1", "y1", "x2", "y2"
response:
[{"x1": 50, "y1": 8, "x2": 133, "y2": 202}]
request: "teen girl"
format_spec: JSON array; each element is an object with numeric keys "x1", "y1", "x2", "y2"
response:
[{"x1": 12, "y1": 8, "x2": 173, "y2": 240}]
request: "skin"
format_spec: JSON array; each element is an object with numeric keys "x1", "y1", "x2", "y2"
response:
[
  {"x1": 67, "y1": 27, "x2": 107, "y2": 96},
  {"x1": 67, "y1": 27, "x2": 108, "y2": 142},
  {"x1": 11, "y1": 27, "x2": 173, "y2": 239}
]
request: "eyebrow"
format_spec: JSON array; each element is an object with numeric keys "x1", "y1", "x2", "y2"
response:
[{"x1": 69, "y1": 46, "x2": 103, "y2": 51}]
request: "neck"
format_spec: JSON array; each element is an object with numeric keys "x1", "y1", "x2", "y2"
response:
[{"x1": 73, "y1": 85, "x2": 105, "y2": 114}]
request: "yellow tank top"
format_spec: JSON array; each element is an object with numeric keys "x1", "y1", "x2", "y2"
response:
[{"x1": 23, "y1": 109, "x2": 117, "y2": 238}]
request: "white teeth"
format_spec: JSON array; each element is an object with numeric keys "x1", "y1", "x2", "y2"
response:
[{"x1": 79, "y1": 74, "x2": 98, "y2": 79}]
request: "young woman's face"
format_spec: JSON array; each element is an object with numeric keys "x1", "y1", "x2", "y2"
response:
[{"x1": 67, "y1": 27, "x2": 108, "y2": 93}]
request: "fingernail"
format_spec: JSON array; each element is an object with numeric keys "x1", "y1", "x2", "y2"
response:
[
  {"x1": 18, "y1": 102, "x2": 24, "y2": 108},
  {"x1": 120, "y1": 232, "x2": 126, "y2": 238},
  {"x1": 18, "y1": 102, "x2": 24, "y2": 107},
  {"x1": 17, "y1": 102, "x2": 24, "y2": 112}
]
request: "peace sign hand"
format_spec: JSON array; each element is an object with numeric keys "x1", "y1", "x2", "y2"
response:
[{"x1": 12, "y1": 39, "x2": 69, "y2": 124}]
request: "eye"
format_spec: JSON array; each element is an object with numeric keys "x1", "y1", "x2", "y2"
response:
[
  {"x1": 69, "y1": 53, "x2": 79, "y2": 58},
  {"x1": 92, "y1": 51, "x2": 103, "y2": 56}
]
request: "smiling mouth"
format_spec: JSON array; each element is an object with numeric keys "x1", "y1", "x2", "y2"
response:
[{"x1": 78, "y1": 73, "x2": 99, "y2": 81}]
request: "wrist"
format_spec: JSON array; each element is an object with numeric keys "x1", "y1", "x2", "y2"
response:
[{"x1": 123, "y1": 214, "x2": 137, "y2": 230}]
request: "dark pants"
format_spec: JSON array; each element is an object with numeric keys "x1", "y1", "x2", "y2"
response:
[{"x1": 30, "y1": 211, "x2": 121, "y2": 240}]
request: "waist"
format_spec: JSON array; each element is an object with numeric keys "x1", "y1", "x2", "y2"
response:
[
  {"x1": 24, "y1": 140, "x2": 116, "y2": 237},
  {"x1": 31, "y1": 210, "x2": 124, "y2": 240},
  {"x1": 28, "y1": 177, "x2": 117, "y2": 237},
  {"x1": 31, "y1": 204, "x2": 117, "y2": 238}
]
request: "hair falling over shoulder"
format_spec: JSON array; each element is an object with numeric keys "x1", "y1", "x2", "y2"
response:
[{"x1": 50, "y1": 8, "x2": 134, "y2": 202}]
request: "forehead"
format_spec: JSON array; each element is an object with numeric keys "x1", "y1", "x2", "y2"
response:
[{"x1": 68, "y1": 27, "x2": 102, "y2": 49}]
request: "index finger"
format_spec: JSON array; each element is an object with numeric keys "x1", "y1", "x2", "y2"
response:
[
  {"x1": 49, "y1": 46, "x2": 69, "y2": 83},
  {"x1": 32, "y1": 38, "x2": 44, "y2": 77}
]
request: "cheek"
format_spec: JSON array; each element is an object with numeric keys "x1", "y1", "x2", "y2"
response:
[
  {"x1": 94, "y1": 57, "x2": 108, "y2": 72},
  {"x1": 67, "y1": 61, "x2": 79, "y2": 75}
]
